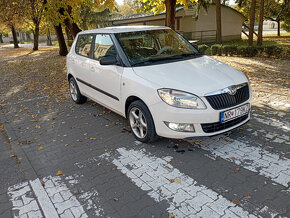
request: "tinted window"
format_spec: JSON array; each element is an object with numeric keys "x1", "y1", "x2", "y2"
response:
[
  {"x1": 93, "y1": 34, "x2": 117, "y2": 60},
  {"x1": 75, "y1": 34, "x2": 93, "y2": 57}
]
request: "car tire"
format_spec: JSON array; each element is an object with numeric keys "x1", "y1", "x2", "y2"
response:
[
  {"x1": 128, "y1": 100, "x2": 158, "y2": 143},
  {"x1": 69, "y1": 77, "x2": 87, "y2": 104}
]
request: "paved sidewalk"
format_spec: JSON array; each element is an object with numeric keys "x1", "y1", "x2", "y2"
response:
[{"x1": 0, "y1": 47, "x2": 289, "y2": 217}]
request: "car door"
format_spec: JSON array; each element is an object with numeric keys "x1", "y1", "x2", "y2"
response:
[
  {"x1": 70, "y1": 34, "x2": 94, "y2": 97},
  {"x1": 85, "y1": 34, "x2": 123, "y2": 114}
]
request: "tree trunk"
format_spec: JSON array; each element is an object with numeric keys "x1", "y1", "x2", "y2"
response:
[
  {"x1": 257, "y1": 0, "x2": 264, "y2": 46},
  {"x1": 165, "y1": 0, "x2": 176, "y2": 30},
  {"x1": 11, "y1": 25, "x2": 19, "y2": 48},
  {"x1": 54, "y1": 24, "x2": 68, "y2": 56},
  {"x1": 277, "y1": 20, "x2": 280, "y2": 36},
  {"x1": 64, "y1": 18, "x2": 74, "y2": 40},
  {"x1": 33, "y1": 24, "x2": 40, "y2": 50},
  {"x1": 0, "y1": 34, "x2": 3, "y2": 43},
  {"x1": 47, "y1": 28, "x2": 52, "y2": 46},
  {"x1": 216, "y1": 0, "x2": 222, "y2": 44},
  {"x1": 248, "y1": 0, "x2": 256, "y2": 46},
  {"x1": 64, "y1": 6, "x2": 82, "y2": 38},
  {"x1": 71, "y1": 23, "x2": 82, "y2": 37}
]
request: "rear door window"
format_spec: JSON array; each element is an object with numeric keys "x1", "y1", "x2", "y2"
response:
[{"x1": 75, "y1": 34, "x2": 93, "y2": 57}]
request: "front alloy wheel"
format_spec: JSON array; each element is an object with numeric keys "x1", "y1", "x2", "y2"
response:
[
  {"x1": 128, "y1": 100, "x2": 158, "y2": 143},
  {"x1": 129, "y1": 107, "x2": 147, "y2": 139}
]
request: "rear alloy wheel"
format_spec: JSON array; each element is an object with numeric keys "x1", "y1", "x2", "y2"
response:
[
  {"x1": 69, "y1": 77, "x2": 87, "y2": 104},
  {"x1": 128, "y1": 100, "x2": 158, "y2": 142}
]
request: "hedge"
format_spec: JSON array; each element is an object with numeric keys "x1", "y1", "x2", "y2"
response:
[{"x1": 202, "y1": 44, "x2": 290, "y2": 58}]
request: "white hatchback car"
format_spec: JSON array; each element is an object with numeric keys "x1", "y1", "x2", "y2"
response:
[{"x1": 67, "y1": 26, "x2": 251, "y2": 142}]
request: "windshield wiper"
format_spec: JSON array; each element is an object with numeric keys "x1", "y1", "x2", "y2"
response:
[
  {"x1": 131, "y1": 53, "x2": 201, "y2": 67},
  {"x1": 131, "y1": 57, "x2": 171, "y2": 66},
  {"x1": 169, "y1": 53, "x2": 201, "y2": 59}
]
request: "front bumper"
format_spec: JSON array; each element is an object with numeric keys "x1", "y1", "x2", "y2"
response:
[{"x1": 149, "y1": 99, "x2": 251, "y2": 139}]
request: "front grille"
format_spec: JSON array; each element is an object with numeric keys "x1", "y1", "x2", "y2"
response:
[
  {"x1": 206, "y1": 84, "x2": 250, "y2": 110},
  {"x1": 201, "y1": 114, "x2": 248, "y2": 133}
]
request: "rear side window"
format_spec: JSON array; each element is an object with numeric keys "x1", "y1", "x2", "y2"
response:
[
  {"x1": 93, "y1": 34, "x2": 117, "y2": 60},
  {"x1": 75, "y1": 34, "x2": 93, "y2": 57}
]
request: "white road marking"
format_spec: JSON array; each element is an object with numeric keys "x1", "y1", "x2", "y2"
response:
[
  {"x1": 7, "y1": 182, "x2": 43, "y2": 218},
  {"x1": 29, "y1": 178, "x2": 59, "y2": 218},
  {"x1": 252, "y1": 113, "x2": 290, "y2": 132},
  {"x1": 102, "y1": 147, "x2": 256, "y2": 217},
  {"x1": 199, "y1": 138, "x2": 290, "y2": 188},
  {"x1": 8, "y1": 175, "x2": 104, "y2": 218}
]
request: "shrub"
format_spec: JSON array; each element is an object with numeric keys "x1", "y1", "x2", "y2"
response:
[
  {"x1": 222, "y1": 45, "x2": 237, "y2": 56},
  {"x1": 273, "y1": 46, "x2": 283, "y2": 57},
  {"x1": 264, "y1": 46, "x2": 276, "y2": 57},
  {"x1": 211, "y1": 44, "x2": 222, "y2": 55},
  {"x1": 237, "y1": 46, "x2": 247, "y2": 56},
  {"x1": 244, "y1": 46, "x2": 258, "y2": 57},
  {"x1": 256, "y1": 46, "x2": 264, "y2": 56},
  {"x1": 198, "y1": 44, "x2": 209, "y2": 54}
]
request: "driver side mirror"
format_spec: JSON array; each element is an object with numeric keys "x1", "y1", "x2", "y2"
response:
[{"x1": 99, "y1": 56, "x2": 117, "y2": 65}]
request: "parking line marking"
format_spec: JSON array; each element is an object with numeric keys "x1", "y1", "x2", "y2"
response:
[
  {"x1": 8, "y1": 175, "x2": 104, "y2": 218},
  {"x1": 29, "y1": 178, "x2": 59, "y2": 218},
  {"x1": 252, "y1": 113, "x2": 290, "y2": 132},
  {"x1": 199, "y1": 138, "x2": 290, "y2": 188},
  {"x1": 8, "y1": 181, "x2": 43, "y2": 218},
  {"x1": 103, "y1": 147, "x2": 256, "y2": 217}
]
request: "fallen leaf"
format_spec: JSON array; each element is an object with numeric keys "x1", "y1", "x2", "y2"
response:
[
  {"x1": 35, "y1": 125, "x2": 40, "y2": 129},
  {"x1": 56, "y1": 170, "x2": 63, "y2": 175},
  {"x1": 73, "y1": 190, "x2": 79, "y2": 194},
  {"x1": 236, "y1": 167, "x2": 240, "y2": 171},
  {"x1": 169, "y1": 212, "x2": 174, "y2": 218},
  {"x1": 90, "y1": 137, "x2": 96, "y2": 140},
  {"x1": 170, "y1": 178, "x2": 181, "y2": 183},
  {"x1": 230, "y1": 157, "x2": 237, "y2": 161},
  {"x1": 232, "y1": 199, "x2": 241, "y2": 205},
  {"x1": 97, "y1": 162, "x2": 101, "y2": 166},
  {"x1": 38, "y1": 146, "x2": 43, "y2": 151},
  {"x1": 174, "y1": 178, "x2": 181, "y2": 183},
  {"x1": 110, "y1": 148, "x2": 115, "y2": 151},
  {"x1": 113, "y1": 198, "x2": 118, "y2": 201}
]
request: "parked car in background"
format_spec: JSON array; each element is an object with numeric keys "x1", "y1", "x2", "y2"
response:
[{"x1": 66, "y1": 26, "x2": 251, "y2": 142}]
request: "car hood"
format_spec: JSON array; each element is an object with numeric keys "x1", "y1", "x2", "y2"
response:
[{"x1": 132, "y1": 56, "x2": 248, "y2": 96}]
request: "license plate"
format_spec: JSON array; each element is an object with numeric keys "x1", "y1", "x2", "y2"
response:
[{"x1": 220, "y1": 104, "x2": 250, "y2": 123}]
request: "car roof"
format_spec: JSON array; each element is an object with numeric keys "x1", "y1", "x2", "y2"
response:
[{"x1": 79, "y1": 25, "x2": 171, "y2": 35}]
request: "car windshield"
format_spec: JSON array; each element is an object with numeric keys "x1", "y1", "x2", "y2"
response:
[{"x1": 115, "y1": 29, "x2": 200, "y2": 66}]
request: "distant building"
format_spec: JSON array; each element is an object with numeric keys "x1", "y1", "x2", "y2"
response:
[{"x1": 112, "y1": 4, "x2": 246, "y2": 43}]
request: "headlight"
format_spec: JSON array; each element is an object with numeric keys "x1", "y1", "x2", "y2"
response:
[{"x1": 158, "y1": 89, "x2": 206, "y2": 109}]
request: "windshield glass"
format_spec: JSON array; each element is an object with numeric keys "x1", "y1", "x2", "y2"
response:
[{"x1": 115, "y1": 29, "x2": 200, "y2": 66}]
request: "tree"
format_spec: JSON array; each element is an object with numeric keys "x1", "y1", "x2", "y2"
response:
[
  {"x1": 115, "y1": 0, "x2": 136, "y2": 17},
  {"x1": 0, "y1": 0, "x2": 25, "y2": 48},
  {"x1": 265, "y1": 0, "x2": 289, "y2": 36},
  {"x1": 216, "y1": 0, "x2": 222, "y2": 44},
  {"x1": 257, "y1": 0, "x2": 264, "y2": 46},
  {"x1": 136, "y1": 0, "x2": 198, "y2": 30},
  {"x1": 248, "y1": 0, "x2": 256, "y2": 46},
  {"x1": 25, "y1": 0, "x2": 45, "y2": 50}
]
